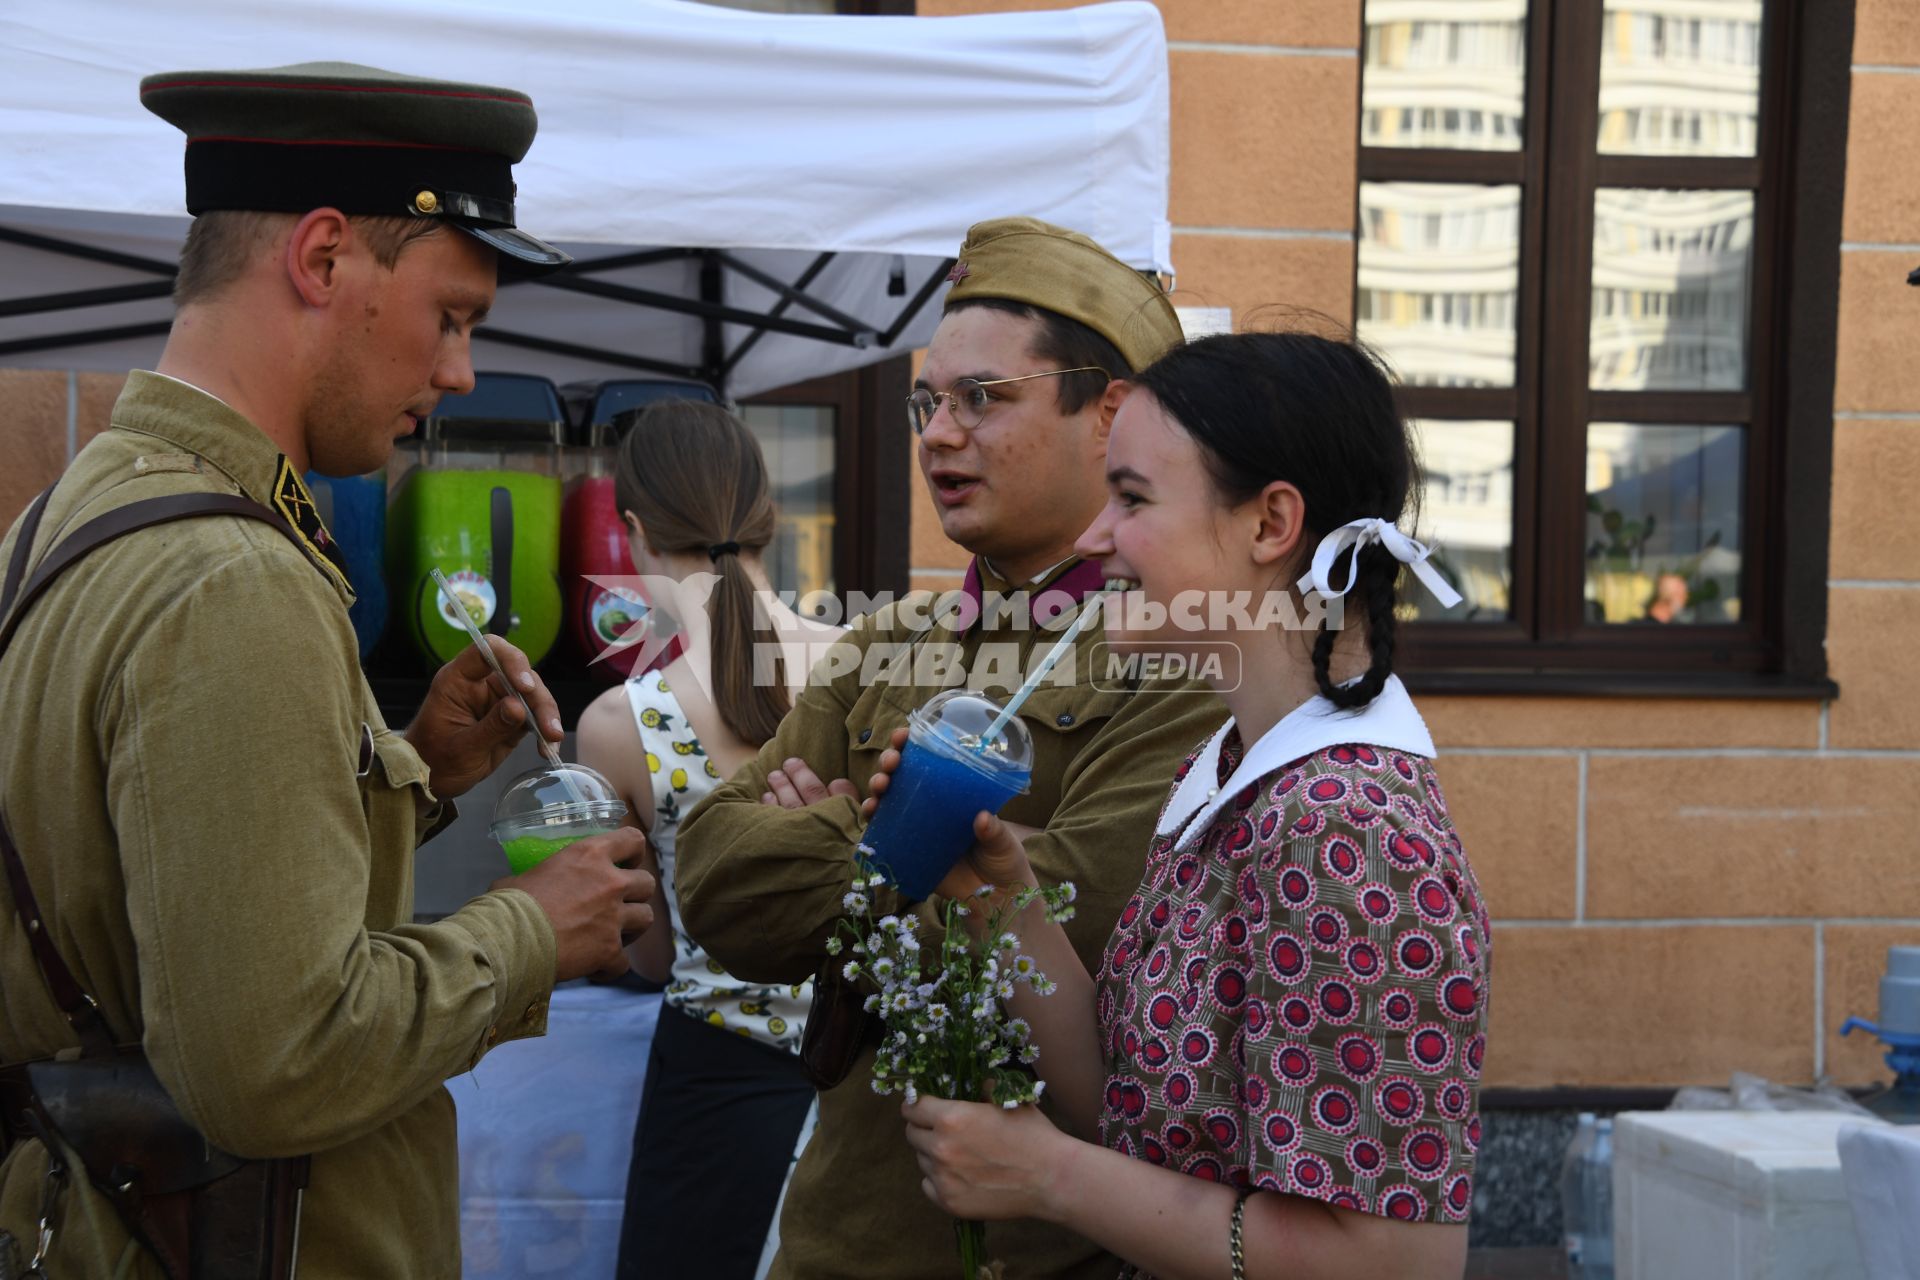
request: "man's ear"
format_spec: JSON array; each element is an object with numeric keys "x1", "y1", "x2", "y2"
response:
[
  {"x1": 284, "y1": 208, "x2": 352, "y2": 308},
  {"x1": 1093, "y1": 378, "x2": 1130, "y2": 445},
  {"x1": 1249, "y1": 480, "x2": 1308, "y2": 567}
]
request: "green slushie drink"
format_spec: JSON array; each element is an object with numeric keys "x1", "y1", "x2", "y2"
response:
[{"x1": 490, "y1": 762, "x2": 627, "y2": 873}]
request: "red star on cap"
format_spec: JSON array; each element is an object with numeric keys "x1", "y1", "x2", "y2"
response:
[{"x1": 946, "y1": 261, "x2": 970, "y2": 284}]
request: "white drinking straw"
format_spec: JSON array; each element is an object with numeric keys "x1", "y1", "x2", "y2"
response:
[{"x1": 976, "y1": 580, "x2": 1123, "y2": 749}]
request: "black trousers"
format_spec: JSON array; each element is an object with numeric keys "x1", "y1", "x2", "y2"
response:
[{"x1": 615, "y1": 1005, "x2": 815, "y2": 1280}]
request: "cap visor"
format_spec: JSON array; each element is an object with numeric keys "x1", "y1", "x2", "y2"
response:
[{"x1": 459, "y1": 223, "x2": 572, "y2": 277}]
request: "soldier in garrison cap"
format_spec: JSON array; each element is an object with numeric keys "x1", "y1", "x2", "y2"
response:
[
  {"x1": 0, "y1": 63, "x2": 653, "y2": 1279},
  {"x1": 671, "y1": 217, "x2": 1222, "y2": 1280}
]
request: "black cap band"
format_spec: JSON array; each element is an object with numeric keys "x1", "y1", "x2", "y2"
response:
[{"x1": 183, "y1": 138, "x2": 516, "y2": 223}]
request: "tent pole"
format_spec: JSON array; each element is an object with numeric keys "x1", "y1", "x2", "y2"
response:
[
  {"x1": 0, "y1": 281, "x2": 176, "y2": 319},
  {"x1": 721, "y1": 252, "x2": 837, "y2": 379},
  {"x1": 537, "y1": 274, "x2": 866, "y2": 347},
  {"x1": 547, "y1": 246, "x2": 700, "y2": 277},
  {"x1": 473, "y1": 328, "x2": 711, "y2": 381},
  {"x1": 0, "y1": 320, "x2": 172, "y2": 358},
  {"x1": 0, "y1": 226, "x2": 178, "y2": 277},
  {"x1": 715, "y1": 251, "x2": 874, "y2": 337},
  {"x1": 699, "y1": 250, "x2": 725, "y2": 392}
]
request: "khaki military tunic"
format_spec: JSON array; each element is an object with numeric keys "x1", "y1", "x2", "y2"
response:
[
  {"x1": 677, "y1": 560, "x2": 1226, "y2": 1280},
  {"x1": 0, "y1": 372, "x2": 556, "y2": 1279}
]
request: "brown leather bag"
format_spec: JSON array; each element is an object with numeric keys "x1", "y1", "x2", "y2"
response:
[
  {"x1": 0, "y1": 483, "x2": 314, "y2": 1279},
  {"x1": 798, "y1": 949, "x2": 879, "y2": 1091}
]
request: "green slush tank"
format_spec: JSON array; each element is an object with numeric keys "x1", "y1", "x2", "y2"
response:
[{"x1": 387, "y1": 373, "x2": 567, "y2": 669}]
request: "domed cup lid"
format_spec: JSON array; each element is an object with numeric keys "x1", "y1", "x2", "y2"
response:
[
  {"x1": 910, "y1": 688, "x2": 1035, "y2": 775},
  {"x1": 490, "y1": 761, "x2": 627, "y2": 839}
]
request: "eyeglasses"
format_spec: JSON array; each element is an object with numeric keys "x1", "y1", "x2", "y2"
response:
[{"x1": 905, "y1": 367, "x2": 1110, "y2": 435}]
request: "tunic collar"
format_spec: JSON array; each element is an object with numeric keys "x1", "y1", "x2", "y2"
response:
[
  {"x1": 110, "y1": 370, "x2": 353, "y2": 601},
  {"x1": 959, "y1": 556, "x2": 1108, "y2": 635},
  {"x1": 1155, "y1": 675, "x2": 1438, "y2": 847}
]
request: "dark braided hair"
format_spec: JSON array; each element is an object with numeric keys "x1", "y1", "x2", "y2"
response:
[{"x1": 1131, "y1": 331, "x2": 1416, "y2": 710}]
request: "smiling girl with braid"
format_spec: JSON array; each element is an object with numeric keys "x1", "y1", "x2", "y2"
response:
[{"x1": 880, "y1": 332, "x2": 1491, "y2": 1280}]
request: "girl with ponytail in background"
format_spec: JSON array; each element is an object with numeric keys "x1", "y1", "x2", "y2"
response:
[
  {"x1": 890, "y1": 332, "x2": 1491, "y2": 1279},
  {"x1": 577, "y1": 400, "x2": 844, "y2": 1280}
]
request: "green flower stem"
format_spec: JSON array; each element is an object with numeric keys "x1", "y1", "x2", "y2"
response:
[{"x1": 956, "y1": 1218, "x2": 989, "y2": 1280}]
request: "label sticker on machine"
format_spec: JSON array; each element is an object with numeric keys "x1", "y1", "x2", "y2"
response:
[
  {"x1": 590, "y1": 586, "x2": 649, "y2": 647},
  {"x1": 437, "y1": 570, "x2": 497, "y2": 630}
]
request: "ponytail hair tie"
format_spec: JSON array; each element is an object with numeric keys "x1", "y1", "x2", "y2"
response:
[
  {"x1": 707, "y1": 541, "x2": 741, "y2": 563},
  {"x1": 1295, "y1": 517, "x2": 1463, "y2": 609}
]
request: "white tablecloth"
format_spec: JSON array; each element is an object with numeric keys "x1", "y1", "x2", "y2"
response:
[{"x1": 454, "y1": 982, "x2": 661, "y2": 1279}]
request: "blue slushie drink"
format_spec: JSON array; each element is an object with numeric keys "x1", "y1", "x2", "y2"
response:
[{"x1": 857, "y1": 689, "x2": 1034, "y2": 901}]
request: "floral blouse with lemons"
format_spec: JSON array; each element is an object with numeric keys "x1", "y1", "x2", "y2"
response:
[{"x1": 626, "y1": 669, "x2": 811, "y2": 1052}]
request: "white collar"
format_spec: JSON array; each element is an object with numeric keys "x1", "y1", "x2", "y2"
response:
[
  {"x1": 1155, "y1": 675, "x2": 1438, "y2": 849},
  {"x1": 149, "y1": 370, "x2": 233, "y2": 409},
  {"x1": 981, "y1": 556, "x2": 1075, "y2": 586}
]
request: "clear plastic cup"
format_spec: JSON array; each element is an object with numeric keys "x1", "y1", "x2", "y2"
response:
[
  {"x1": 856, "y1": 689, "x2": 1034, "y2": 901},
  {"x1": 490, "y1": 762, "x2": 628, "y2": 874}
]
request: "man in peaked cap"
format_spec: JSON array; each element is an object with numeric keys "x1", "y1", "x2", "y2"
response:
[
  {"x1": 0, "y1": 64, "x2": 651, "y2": 1278},
  {"x1": 670, "y1": 217, "x2": 1222, "y2": 1280}
]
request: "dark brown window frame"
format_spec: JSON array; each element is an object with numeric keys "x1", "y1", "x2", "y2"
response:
[
  {"x1": 740, "y1": 355, "x2": 913, "y2": 599},
  {"x1": 1360, "y1": 0, "x2": 1851, "y2": 699}
]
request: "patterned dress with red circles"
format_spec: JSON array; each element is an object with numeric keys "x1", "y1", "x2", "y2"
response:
[{"x1": 1097, "y1": 727, "x2": 1492, "y2": 1237}]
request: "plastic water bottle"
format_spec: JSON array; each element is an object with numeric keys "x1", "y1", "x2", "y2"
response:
[
  {"x1": 1585, "y1": 1119, "x2": 1615, "y2": 1279},
  {"x1": 1561, "y1": 1113, "x2": 1597, "y2": 1273}
]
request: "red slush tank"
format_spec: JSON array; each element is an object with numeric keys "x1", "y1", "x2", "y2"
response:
[
  {"x1": 561, "y1": 438, "x2": 646, "y2": 683},
  {"x1": 559, "y1": 380, "x2": 724, "y2": 683}
]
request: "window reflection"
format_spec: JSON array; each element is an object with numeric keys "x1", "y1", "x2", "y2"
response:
[
  {"x1": 1406, "y1": 420, "x2": 1514, "y2": 622},
  {"x1": 1362, "y1": 1, "x2": 1527, "y2": 151},
  {"x1": 1599, "y1": 0, "x2": 1763, "y2": 156},
  {"x1": 1590, "y1": 188, "x2": 1752, "y2": 391},
  {"x1": 739, "y1": 405, "x2": 837, "y2": 597},
  {"x1": 1358, "y1": 183, "x2": 1521, "y2": 388},
  {"x1": 1585, "y1": 424, "x2": 1742, "y2": 624}
]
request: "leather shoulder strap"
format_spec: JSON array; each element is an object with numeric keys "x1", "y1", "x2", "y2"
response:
[
  {"x1": 0, "y1": 484, "x2": 55, "y2": 621},
  {"x1": 0, "y1": 490, "x2": 304, "y2": 1059},
  {"x1": 0, "y1": 492, "x2": 299, "y2": 664}
]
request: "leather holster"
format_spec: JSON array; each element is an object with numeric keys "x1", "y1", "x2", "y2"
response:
[{"x1": 1, "y1": 1053, "x2": 307, "y2": 1280}]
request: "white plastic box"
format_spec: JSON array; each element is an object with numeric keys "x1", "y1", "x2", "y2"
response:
[{"x1": 1613, "y1": 1111, "x2": 1886, "y2": 1280}]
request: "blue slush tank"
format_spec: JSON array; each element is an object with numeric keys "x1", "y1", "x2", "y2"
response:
[{"x1": 305, "y1": 470, "x2": 388, "y2": 659}]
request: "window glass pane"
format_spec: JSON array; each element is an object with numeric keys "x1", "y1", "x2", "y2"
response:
[
  {"x1": 738, "y1": 405, "x2": 837, "y2": 597},
  {"x1": 1406, "y1": 420, "x2": 1514, "y2": 621},
  {"x1": 1585, "y1": 424, "x2": 1742, "y2": 624},
  {"x1": 1599, "y1": 0, "x2": 1763, "y2": 156},
  {"x1": 1362, "y1": 2, "x2": 1527, "y2": 151},
  {"x1": 1589, "y1": 188, "x2": 1753, "y2": 391},
  {"x1": 1358, "y1": 183, "x2": 1521, "y2": 388}
]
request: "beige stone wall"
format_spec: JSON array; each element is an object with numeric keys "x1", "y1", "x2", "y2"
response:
[{"x1": 911, "y1": 0, "x2": 1920, "y2": 1089}]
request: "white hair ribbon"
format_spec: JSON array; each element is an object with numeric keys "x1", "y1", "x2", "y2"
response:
[{"x1": 1295, "y1": 517, "x2": 1464, "y2": 610}]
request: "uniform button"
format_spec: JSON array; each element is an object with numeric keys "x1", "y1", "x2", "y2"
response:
[
  {"x1": 1057, "y1": 713, "x2": 1075, "y2": 727},
  {"x1": 858, "y1": 729, "x2": 872, "y2": 744},
  {"x1": 525, "y1": 1001, "x2": 546, "y2": 1022}
]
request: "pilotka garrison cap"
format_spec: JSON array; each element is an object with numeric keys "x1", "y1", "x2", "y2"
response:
[
  {"x1": 943, "y1": 216, "x2": 1182, "y2": 374},
  {"x1": 140, "y1": 61, "x2": 570, "y2": 272}
]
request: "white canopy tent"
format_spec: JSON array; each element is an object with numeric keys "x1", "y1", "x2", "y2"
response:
[{"x1": 0, "y1": 0, "x2": 1172, "y2": 398}]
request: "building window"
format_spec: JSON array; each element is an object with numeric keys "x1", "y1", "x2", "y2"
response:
[{"x1": 1357, "y1": 0, "x2": 1844, "y2": 689}]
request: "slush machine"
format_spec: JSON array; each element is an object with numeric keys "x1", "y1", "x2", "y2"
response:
[
  {"x1": 387, "y1": 373, "x2": 566, "y2": 670},
  {"x1": 561, "y1": 379, "x2": 722, "y2": 682}
]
